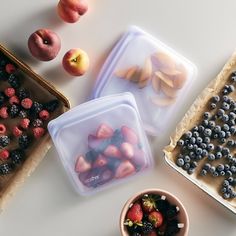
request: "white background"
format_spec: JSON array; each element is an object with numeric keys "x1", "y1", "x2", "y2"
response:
[{"x1": 0, "y1": 0, "x2": 236, "y2": 235}]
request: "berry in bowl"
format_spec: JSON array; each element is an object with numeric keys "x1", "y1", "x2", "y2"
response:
[{"x1": 120, "y1": 189, "x2": 189, "y2": 236}]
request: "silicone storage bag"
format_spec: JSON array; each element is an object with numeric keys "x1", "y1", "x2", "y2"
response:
[
  {"x1": 92, "y1": 26, "x2": 197, "y2": 136},
  {"x1": 48, "y1": 93, "x2": 153, "y2": 195}
]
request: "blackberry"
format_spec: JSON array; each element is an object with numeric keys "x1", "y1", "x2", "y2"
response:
[
  {"x1": 166, "y1": 205, "x2": 179, "y2": 219},
  {"x1": 17, "y1": 88, "x2": 30, "y2": 100},
  {"x1": 30, "y1": 101, "x2": 43, "y2": 116},
  {"x1": 155, "y1": 198, "x2": 170, "y2": 212},
  {"x1": 18, "y1": 110, "x2": 28, "y2": 118},
  {"x1": 165, "y1": 220, "x2": 180, "y2": 235},
  {"x1": 0, "y1": 135, "x2": 10, "y2": 147},
  {"x1": 43, "y1": 99, "x2": 59, "y2": 112},
  {"x1": 0, "y1": 163, "x2": 13, "y2": 175},
  {"x1": 8, "y1": 74, "x2": 21, "y2": 88},
  {"x1": 10, "y1": 149, "x2": 25, "y2": 165},
  {"x1": 0, "y1": 91, "x2": 6, "y2": 106},
  {"x1": 110, "y1": 129, "x2": 123, "y2": 147},
  {"x1": 9, "y1": 104, "x2": 20, "y2": 117},
  {"x1": 18, "y1": 134, "x2": 31, "y2": 149},
  {"x1": 32, "y1": 118, "x2": 43, "y2": 127},
  {"x1": 142, "y1": 221, "x2": 153, "y2": 234}
]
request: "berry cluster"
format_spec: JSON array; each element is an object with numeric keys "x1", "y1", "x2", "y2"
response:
[
  {"x1": 175, "y1": 71, "x2": 236, "y2": 200},
  {"x1": 0, "y1": 51, "x2": 59, "y2": 175},
  {"x1": 75, "y1": 123, "x2": 147, "y2": 188},
  {"x1": 124, "y1": 194, "x2": 184, "y2": 236}
]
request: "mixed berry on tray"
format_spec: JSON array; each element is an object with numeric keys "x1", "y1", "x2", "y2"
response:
[
  {"x1": 75, "y1": 123, "x2": 147, "y2": 188},
  {"x1": 175, "y1": 71, "x2": 236, "y2": 200},
  {"x1": 124, "y1": 193, "x2": 184, "y2": 236},
  {"x1": 0, "y1": 51, "x2": 59, "y2": 176}
]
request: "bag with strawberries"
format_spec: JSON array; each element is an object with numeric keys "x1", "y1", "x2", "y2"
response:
[
  {"x1": 48, "y1": 93, "x2": 153, "y2": 195},
  {"x1": 92, "y1": 26, "x2": 197, "y2": 136}
]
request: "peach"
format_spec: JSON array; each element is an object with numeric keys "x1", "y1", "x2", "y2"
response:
[
  {"x1": 28, "y1": 29, "x2": 61, "y2": 61},
  {"x1": 62, "y1": 48, "x2": 89, "y2": 76},
  {"x1": 57, "y1": 0, "x2": 88, "y2": 23}
]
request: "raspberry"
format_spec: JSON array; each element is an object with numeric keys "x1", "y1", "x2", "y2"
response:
[
  {"x1": 13, "y1": 126, "x2": 23, "y2": 137},
  {"x1": 4, "y1": 87, "x2": 15, "y2": 97},
  {"x1": 9, "y1": 95, "x2": 20, "y2": 105},
  {"x1": 0, "y1": 149, "x2": 9, "y2": 160},
  {"x1": 39, "y1": 110, "x2": 50, "y2": 120},
  {"x1": 21, "y1": 98, "x2": 33, "y2": 109},
  {"x1": 32, "y1": 118, "x2": 43, "y2": 127},
  {"x1": 0, "y1": 124, "x2": 6, "y2": 134},
  {"x1": 9, "y1": 104, "x2": 20, "y2": 117},
  {"x1": 20, "y1": 118, "x2": 30, "y2": 129},
  {"x1": 18, "y1": 134, "x2": 31, "y2": 149},
  {"x1": 0, "y1": 107, "x2": 8, "y2": 118},
  {"x1": 5, "y1": 63, "x2": 16, "y2": 74},
  {"x1": 33, "y1": 127, "x2": 45, "y2": 139},
  {"x1": 0, "y1": 135, "x2": 10, "y2": 147}
]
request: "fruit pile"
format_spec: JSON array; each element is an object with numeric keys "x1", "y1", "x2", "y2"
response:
[
  {"x1": 115, "y1": 52, "x2": 187, "y2": 107},
  {"x1": 124, "y1": 194, "x2": 183, "y2": 236},
  {"x1": 0, "y1": 51, "x2": 59, "y2": 175},
  {"x1": 75, "y1": 123, "x2": 147, "y2": 188},
  {"x1": 175, "y1": 71, "x2": 236, "y2": 200}
]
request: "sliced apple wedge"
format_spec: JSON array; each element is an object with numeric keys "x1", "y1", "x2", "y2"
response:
[
  {"x1": 152, "y1": 73, "x2": 161, "y2": 92},
  {"x1": 155, "y1": 71, "x2": 174, "y2": 88},
  {"x1": 151, "y1": 96, "x2": 176, "y2": 106},
  {"x1": 161, "y1": 81, "x2": 178, "y2": 98}
]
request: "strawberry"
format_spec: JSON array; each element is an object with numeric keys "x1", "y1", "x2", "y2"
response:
[
  {"x1": 93, "y1": 154, "x2": 108, "y2": 168},
  {"x1": 120, "y1": 142, "x2": 134, "y2": 159},
  {"x1": 12, "y1": 126, "x2": 23, "y2": 137},
  {"x1": 126, "y1": 203, "x2": 143, "y2": 223},
  {"x1": 115, "y1": 160, "x2": 135, "y2": 178},
  {"x1": 121, "y1": 126, "x2": 139, "y2": 145},
  {"x1": 39, "y1": 110, "x2": 50, "y2": 120},
  {"x1": 20, "y1": 118, "x2": 30, "y2": 129},
  {"x1": 75, "y1": 155, "x2": 92, "y2": 173},
  {"x1": 0, "y1": 124, "x2": 6, "y2": 134},
  {"x1": 141, "y1": 194, "x2": 156, "y2": 213},
  {"x1": 0, "y1": 107, "x2": 8, "y2": 119},
  {"x1": 9, "y1": 95, "x2": 20, "y2": 105},
  {"x1": 104, "y1": 145, "x2": 122, "y2": 159},
  {"x1": 148, "y1": 211, "x2": 163, "y2": 228},
  {"x1": 32, "y1": 127, "x2": 45, "y2": 139},
  {"x1": 4, "y1": 87, "x2": 15, "y2": 97},
  {"x1": 132, "y1": 148, "x2": 146, "y2": 168},
  {"x1": 96, "y1": 123, "x2": 114, "y2": 139},
  {"x1": 0, "y1": 149, "x2": 9, "y2": 160}
]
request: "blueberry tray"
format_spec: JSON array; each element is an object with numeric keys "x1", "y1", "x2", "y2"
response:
[{"x1": 164, "y1": 51, "x2": 236, "y2": 215}]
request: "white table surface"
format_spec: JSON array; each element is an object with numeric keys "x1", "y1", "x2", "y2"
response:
[{"x1": 0, "y1": 0, "x2": 236, "y2": 235}]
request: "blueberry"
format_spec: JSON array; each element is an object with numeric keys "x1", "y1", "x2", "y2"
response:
[
  {"x1": 202, "y1": 149, "x2": 208, "y2": 157},
  {"x1": 187, "y1": 168, "x2": 195, "y2": 175},
  {"x1": 216, "y1": 164, "x2": 224, "y2": 172},
  {"x1": 213, "y1": 133, "x2": 218, "y2": 139},
  {"x1": 196, "y1": 137, "x2": 203, "y2": 144},
  {"x1": 202, "y1": 120, "x2": 208, "y2": 127},
  {"x1": 228, "y1": 177, "x2": 234, "y2": 183},
  {"x1": 190, "y1": 137, "x2": 196, "y2": 144},
  {"x1": 228, "y1": 85, "x2": 234, "y2": 93},
  {"x1": 229, "y1": 112, "x2": 236, "y2": 120},
  {"x1": 230, "y1": 165, "x2": 236, "y2": 173},
  {"x1": 176, "y1": 158, "x2": 185, "y2": 167},
  {"x1": 193, "y1": 131, "x2": 199, "y2": 137},
  {"x1": 210, "y1": 103, "x2": 217, "y2": 110},
  {"x1": 208, "y1": 120, "x2": 215, "y2": 128},
  {"x1": 225, "y1": 131, "x2": 231, "y2": 138},
  {"x1": 226, "y1": 170, "x2": 233, "y2": 176},
  {"x1": 207, "y1": 143, "x2": 214, "y2": 151},
  {"x1": 209, "y1": 166, "x2": 216, "y2": 173},
  {"x1": 215, "y1": 145, "x2": 223, "y2": 152},
  {"x1": 227, "y1": 140, "x2": 234, "y2": 147},
  {"x1": 184, "y1": 131, "x2": 192, "y2": 138},
  {"x1": 191, "y1": 161, "x2": 198, "y2": 168},
  {"x1": 198, "y1": 125, "x2": 205, "y2": 133},
  {"x1": 204, "y1": 137, "x2": 211, "y2": 143},
  {"x1": 212, "y1": 95, "x2": 220, "y2": 103},
  {"x1": 208, "y1": 153, "x2": 215, "y2": 161},
  {"x1": 203, "y1": 163, "x2": 211, "y2": 171},
  {"x1": 224, "y1": 164, "x2": 230, "y2": 171},
  {"x1": 222, "y1": 89, "x2": 229, "y2": 95},
  {"x1": 200, "y1": 143, "x2": 207, "y2": 149},
  {"x1": 200, "y1": 169, "x2": 207, "y2": 176},
  {"x1": 230, "y1": 192, "x2": 236, "y2": 198},
  {"x1": 195, "y1": 148, "x2": 202, "y2": 155},
  {"x1": 222, "y1": 148, "x2": 230, "y2": 155},
  {"x1": 177, "y1": 139, "x2": 185, "y2": 146},
  {"x1": 192, "y1": 126, "x2": 199, "y2": 131},
  {"x1": 229, "y1": 126, "x2": 236, "y2": 134},
  {"x1": 221, "y1": 187, "x2": 227, "y2": 193},
  {"x1": 222, "y1": 114, "x2": 229, "y2": 122},
  {"x1": 183, "y1": 163, "x2": 190, "y2": 170},
  {"x1": 223, "y1": 193, "x2": 230, "y2": 199},
  {"x1": 214, "y1": 125, "x2": 221, "y2": 133},
  {"x1": 217, "y1": 109, "x2": 225, "y2": 116},
  {"x1": 215, "y1": 152, "x2": 223, "y2": 159},
  {"x1": 223, "y1": 124, "x2": 230, "y2": 131},
  {"x1": 204, "y1": 128, "x2": 212, "y2": 137},
  {"x1": 220, "y1": 138, "x2": 227, "y2": 144},
  {"x1": 219, "y1": 131, "x2": 226, "y2": 138},
  {"x1": 223, "y1": 180, "x2": 229, "y2": 187},
  {"x1": 228, "y1": 120, "x2": 235, "y2": 126},
  {"x1": 222, "y1": 102, "x2": 230, "y2": 110},
  {"x1": 212, "y1": 171, "x2": 219, "y2": 177},
  {"x1": 189, "y1": 152, "x2": 196, "y2": 159},
  {"x1": 231, "y1": 74, "x2": 236, "y2": 82},
  {"x1": 220, "y1": 171, "x2": 225, "y2": 176},
  {"x1": 184, "y1": 155, "x2": 191, "y2": 163},
  {"x1": 203, "y1": 112, "x2": 211, "y2": 120},
  {"x1": 196, "y1": 155, "x2": 203, "y2": 160},
  {"x1": 187, "y1": 144, "x2": 193, "y2": 150}
]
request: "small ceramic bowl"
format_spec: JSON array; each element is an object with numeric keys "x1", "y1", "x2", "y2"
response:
[{"x1": 120, "y1": 189, "x2": 189, "y2": 236}]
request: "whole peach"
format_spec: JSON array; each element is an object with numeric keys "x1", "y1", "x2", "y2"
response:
[
  {"x1": 57, "y1": 0, "x2": 88, "y2": 23},
  {"x1": 28, "y1": 29, "x2": 61, "y2": 61},
  {"x1": 62, "y1": 48, "x2": 89, "y2": 76}
]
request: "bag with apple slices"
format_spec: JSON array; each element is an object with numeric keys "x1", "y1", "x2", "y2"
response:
[
  {"x1": 91, "y1": 26, "x2": 197, "y2": 136},
  {"x1": 48, "y1": 93, "x2": 153, "y2": 195}
]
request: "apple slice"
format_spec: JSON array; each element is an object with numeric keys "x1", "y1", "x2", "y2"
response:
[
  {"x1": 152, "y1": 73, "x2": 161, "y2": 93},
  {"x1": 155, "y1": 71, "x2": 173, "y2": 88},
  {"x1": 151, "y1": 96, "x2": 176, "y2": 107},
  {"x1": 161, "y1": 81, "x2": 178, "y2": 98}
]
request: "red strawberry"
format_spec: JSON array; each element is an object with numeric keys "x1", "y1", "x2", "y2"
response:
[
  {"x1": 96, "y1": 123, "x2": 114, "y2": 139},
  {"x1": 0, "y1": 124, "x2": 6, "y2": 134},
  {"x1": 9, "y1": 95, "x2": 20, "y2": 105},
  {"x1": 33, "y1": 127, "x2": 45, "y2": 139},
  {"x1": 20, "y1": 118, "x2": 30, "y2": 129},
  {"x1": 5, "y1": 63, "x2": 16, "y2": 74},
  {"x1": 132, "y1": 148, "x2": 146, "y2": 169},
  {"x1": 115, "y1": 160, "x2": 135, "y2": 178},
  {"x1": 0, "y1": 107, "x2": 8, "y2": 119},
  {"x1": 0, "y1": 149, "x2": 9, "y2": 160},
  {"x1": 148, "y1": 211, "x2": 164, "y2": 228},
  {"x1": 12, "y1": 126, "x2": 23, "y2": 137},
  {"x1": 75, "y1": 155, "x2": 92, "y2": 173},
  {"x1": 126, "y1": 203, "x2": 143, "y2": 223},
  {"x1": 93, "y1": 154, "x2": 108, "y2": 168},
  {"x1": 104, "y1": 145, "x2": 122, "y2": 158},
  {"x1": 120, "y1": 142, "x2": 134, "y2": 159},
  {"x1": 121, "y1": 126, "x2": 139, "y2": 145},
  {"x1": 141, "y1": 195, "x2": 156, "y2": 213}
]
